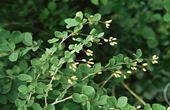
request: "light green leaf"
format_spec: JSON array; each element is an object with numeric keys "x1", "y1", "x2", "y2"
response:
[
  {"x1": 144, "y1": 104, "x2": 152, "y2": 110},
  {"x1": 100, "y1": 0, "x2": 108, "y2": 5},
  {"x1": 136, "y1": 49, "x2": 142, "y2": 58},
  {"x1": 15, "y1": 99, "x2": 26, "y2": 107},
  {"x1": 107, "y1": 96, "x2": 117, "y2": 108},
  {"x1": 152, "y1": 104, "x2": 166, "y2": 110},
  {"x1": 18, "y1": 85, "x2": 28, "y2": 94},
  {"x1": 23, "y1": 32, "x2": 33, "y2": 46},
  {"x1": 116, "y1": 96, "x2": 128, "y2": 108},
  {"x1": 76, "y1": 11, "x2": 83, "y2": 20},
  {"x1": 64, "y1": 18, "x2": 80, "y2": 28},
  {"x1": 74, "y1": 44, "x2": 83, "y2": 53},
  {"x1": 17, "y1": 74, "x2": 33, "y2": 82},
  {"x1": 86, "y1": 101, "x2": 91, "y2": 110},
  {"x1": 72, "y1": 93, "x2": 88, "y2": 103},
  {"x1": 97, "y1": 95, "x2": 109, "y2": 105},
  {"x1": 74, "y1": 24, "x2": 83, "y2": 32},
  {"x1": 48, "y1": 38, "x2": 59, "y2": 43},
  {"x1": 89, "y1": 13, "x2": 101, "y2": 22},
  {"x1": 93, "y1": 63, "x2": 101, "y2": 73},
  {"x1": 54, "y1": 31, "x2": 63, "y2": 39},
  {"x1": 8, "y1": 41, "x2": 15, "y2": 51},
  {"x1": 90, "y1": 0, "x2": 99, "y2": 5},
  {"x1": 9, "y1": 51, "x2": 19, "y2": 62}
]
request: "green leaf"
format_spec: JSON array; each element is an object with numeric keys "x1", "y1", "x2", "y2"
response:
[
  {"x1": 97, "y1": 95, "x2": 109, "y2": 105},
  {"x1": 15, "y1": 99, "x2": 26, "y2": 107},
  {"x1": 164, "y1": 0, "x2": 170, "y2": 11},
  {"x1": 48, "y1": 38, "x2": 59, "y2": 43},
  {"x1": 74, "y1": 44, "x2": 83, "y2": 53},
  {"x1": 107, "y1": 96, "x2": 117, "y2": 108},
  {"x1": 32, "y1": 103, "x2": 43, "y2": 110},
  {"x1": 89, "y1": 13, "x2": 101, "y2": 22},
  {"x1": 0, "y1": 95, "x2": 7, "y2": 104},
  {"x1": 100, "y1": 0, "x2": 108, "y2": 5},
  {"x1": 46, "y1": 105, "x2": 55, "y2": 110},
  {"x1": 116, "y1": 96, "x2": 128, "y2": 108},
  {"x1": 75, "y1": 11, "x2": 83, "y2": 20},
  {"x1": 163, "y1": 13, "x2": 170, "y2": 22},
  {"x1": 136, "y1": 49, "x2": 142, "y2": 58},
  {"x1": 74, "y1": 24, "x2": 83, "y2": 32},
  {"x1": 8, "y1": 41, "x2": 15, "y2": 51},
  {"x1": 109, "y1": 58, "x2": 115, "y2": 66},
  {"x1": 12, "y1": 31, "x2": 23, "y2": 44},
  {"x1": 9, "y1": 51, "x2": 19, "y2": 62},
  {"x1": 82, "y1": 85, "x2": 95, "y2": 97},
  {"x1": 90, "y1": 0, "x2": 99, "y2": 5},
  {"x1": 64, "y1": 18, "x2": 80, "y2": 28},
  {"x1": 48, "y1": 2, "x2": 56, "y2": 11},
  {"x1": 18, "y1": 85, "x2": 28, "y2": 94},
  {"x1": 17, "y1": 74, "x2": 33, "y2": 82},
  {"x1": 86, "y1": 101, "x2": 91, "y2": 110},
  {"x1": 93, "y1": 63, "x2": 102, "y2": 73},
  {"x1": 152, "y1": 104, "x2": 166, "y2": 110},
  {"x1": 144, "y1": 104, "x2": 152, "y2": 110},
  {"x1": 23, "y1": 32, "x2": 33, "y2": 46},
  {"x1": 54, "y1": 31, "x2": 63, "y2": 39},
  {"x1": 72, "y1": 93, "x2": 88, "y2": 103},
  {"x1": 39, "y1": 8, "x2": 49, "y2": 20}
]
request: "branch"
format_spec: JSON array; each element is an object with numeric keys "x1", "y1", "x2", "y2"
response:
[
  {"x1": 51, "y1": 96, "x2": 72, "y2": 105},
  {"x1": 101, "y1": 73, "x2": 115, "y2": 87},
  {"x1": 121, "y1": 82, "x2": 146, "y2": 105}
]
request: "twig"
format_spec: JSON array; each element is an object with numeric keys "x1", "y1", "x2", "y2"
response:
[
  {"x1": 101, "y1": 73, "x2": 115, "y2": 87},
  {"x1": 59, "y1": 33, "x2": 74, "y2": 45},
  {"x1": 121, "y1": 82, "x2": 146, "y2": 105},
  {"x1": 51, "y1": 96, "x2": 72, "y2": 105}
]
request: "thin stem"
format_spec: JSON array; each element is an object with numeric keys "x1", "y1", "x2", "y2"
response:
[
  {"x1": 82, "y1": 74, "x2": 93, "y2": 80},
  {"x1": 51, "y1": 96, "x2": 72, "y2": 105},
  {"x1": 101, "y1": 73, "x2": 115, "y2": 87},
  {"x1": 121, "y1": 82, "x2": 146, "y2": 105},
  {"x1": 60, "y1": 33, "x2": 74, "y2": 45}
]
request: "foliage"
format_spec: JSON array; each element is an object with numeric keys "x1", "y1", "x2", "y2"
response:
[{"x1": 0, "y1": 0, "x2": 170, "y2": 110}]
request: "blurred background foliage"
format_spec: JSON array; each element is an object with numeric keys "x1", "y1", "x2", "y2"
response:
[{"x1": 0, "y1": 0, "x2": 170, "y2": 108}]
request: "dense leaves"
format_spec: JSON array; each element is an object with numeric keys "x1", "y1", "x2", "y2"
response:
[{"x1": 0, "y1": 0, "x2": 169, "y2": 110}]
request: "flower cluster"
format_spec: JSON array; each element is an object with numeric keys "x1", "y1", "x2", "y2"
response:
[
  {"x1": 85, "y1": 49, "x2": 93, "y2": 56},
  {"x1": 105, "y1": 19, "x2": 112, "y2": 28},
  {"x1": 104, "y1": 37, "x2": 117, "y2": 46},
  {"x1": 152, "y1": 55, "x2": 159, "y2": 64},
  {"x1": 69, "y1": 62, "x2": 79, "y2": 71},
  {"x1": 68, "y1": 75, "x2": 78, "y2": 85},
  {"x1": 131, "y1": 61, "x2": 137, "y2": 70},
  {"x1": 142, "y1": 63, "x2": 148, "y2": 72},
  {"x1": 113, "y1": 70, "x2": 126, "y2": 79}
]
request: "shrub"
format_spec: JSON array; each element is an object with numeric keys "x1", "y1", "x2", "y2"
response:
[{"x1": 0, "y1": 0, "x2": 169, "y2": 110}]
